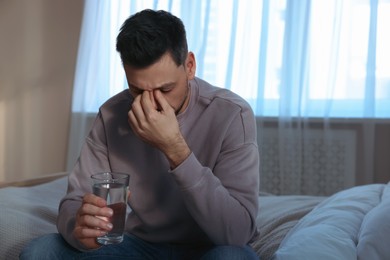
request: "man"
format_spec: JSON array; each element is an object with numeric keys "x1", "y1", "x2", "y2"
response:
[{"x1": 21, "y1": 9, "x2": 260, "y2": 259}]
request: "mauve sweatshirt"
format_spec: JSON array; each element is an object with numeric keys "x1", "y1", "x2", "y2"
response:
[{"x1": 57, "y1": 77, "x2": 260, "y2": 251}]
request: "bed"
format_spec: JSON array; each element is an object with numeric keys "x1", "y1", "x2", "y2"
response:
[{"x1": 1, "y1": 173, "x2": 389, "y2": 259}]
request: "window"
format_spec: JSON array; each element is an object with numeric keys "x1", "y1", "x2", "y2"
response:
[{"x1": 74, "y1": 0, "x2": 390, "y2": 118}]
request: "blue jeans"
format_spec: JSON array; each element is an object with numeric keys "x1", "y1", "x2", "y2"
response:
[{"x1": 20, "y1": 233, "x2": 259, "y2": 260}]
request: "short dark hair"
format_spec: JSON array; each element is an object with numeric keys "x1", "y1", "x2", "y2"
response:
[{"x1": 116, "y1": 9, "x2": 188, "y2": 68}]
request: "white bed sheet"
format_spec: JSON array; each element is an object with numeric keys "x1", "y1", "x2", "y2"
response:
[
  {"x1": 274, "y1": 183, "x2": 390, "y2": 260},
  {"x1": 0, "y1": 177, "x2": 66, "y2": 259}
]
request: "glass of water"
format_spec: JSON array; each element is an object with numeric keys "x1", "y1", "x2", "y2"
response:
[{"x1": 91, "y1": 172, "x2": 130, "y2": 245}]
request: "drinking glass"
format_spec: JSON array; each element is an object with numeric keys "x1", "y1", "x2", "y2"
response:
[{"x1": 91, "y1": 172, "x2": 130, "y2": 245}]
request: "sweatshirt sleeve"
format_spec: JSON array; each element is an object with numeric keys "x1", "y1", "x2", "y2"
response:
[
  {"x1": 170, "y1": 106, "x2": 260, "y2": 246},
  {"x1": 56, "y1": 112, "x2": 111, "y2": 251}
]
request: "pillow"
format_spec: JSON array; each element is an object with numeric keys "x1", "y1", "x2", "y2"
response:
[
  {"x1": 357, "y1": 183, "x2": 390, "y2": 260},
  {"x1": 274, "y1": 184, "x2": 384, "y2": 260},
  {"x1": 252, "y1": 194, "x2": 324, "y2": 259}
]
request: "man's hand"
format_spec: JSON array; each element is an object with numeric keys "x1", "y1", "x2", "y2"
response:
[
  {"x1": 73, "y1": 193, "x2": 113, "y2": 249},
  {"x1": 128, "y1": 90, "x2": 190, "y2": 168}
]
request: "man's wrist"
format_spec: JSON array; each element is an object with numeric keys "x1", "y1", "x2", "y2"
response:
[{"x1": 164, "y1": 136, "x2": 191, "y2": 169}]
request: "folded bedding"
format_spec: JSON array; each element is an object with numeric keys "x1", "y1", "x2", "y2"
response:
[
  {"x1": 274, "y1": 183, "x2": 390, "y2": 260},
  {"x1": 252, "y1": 194, "x2": 325, "y2": 258}
]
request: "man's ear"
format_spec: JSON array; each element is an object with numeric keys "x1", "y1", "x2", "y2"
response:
[{"x1": 185, "y1": 52, "x2": 196, "y2": 80}]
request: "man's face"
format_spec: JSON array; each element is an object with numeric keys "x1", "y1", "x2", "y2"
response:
[{"x1": 124, "y1": 52, "x2": 196, "y2": 114}]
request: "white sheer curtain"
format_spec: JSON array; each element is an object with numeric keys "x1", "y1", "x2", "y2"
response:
[{"x1": 67, "y1": 0, "x2": 390, "y2": 194}]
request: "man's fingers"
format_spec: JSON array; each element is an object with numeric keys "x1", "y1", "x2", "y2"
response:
[
  {"x1": 130, "y1": 94, "x2": 146, "y2": 123},
  {"x1": 77, "y1": 214, "x2": 113, "y2": 231},
  {"x1": 73, "y1": 227, "x2": 105, "y2": 250},
  {"x1": 154, "y1": 90, "x2": 173, "y2": 113},
  {"x1": 140, "y1": 91, "x2": 155, "y2": 114},
  {"x1": 79, "y1": 194, "x2": 113, "y2": 222},
  {"x1": 74, "y1": 193, "x2": 116, "y2": 250},
  {"x1": 146, "y1": 90, "x2": 159, "y2": 110},
  {"x1": 128, "y1": 109, "x2": 139, "y2": 130},
  {"x1": 83, "y1": 193, "x2": 107, "y2": 207},
  {"x1": 79, "y1": 203, "x2": 113, "y2": 218},
  {"x1": 74, "y1": 225, "x2": 107, "y2": 238}
]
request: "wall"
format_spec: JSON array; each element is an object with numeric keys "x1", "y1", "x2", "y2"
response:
[{"x1": 0, "y1": 0, "x2": 83, "y2": 183}]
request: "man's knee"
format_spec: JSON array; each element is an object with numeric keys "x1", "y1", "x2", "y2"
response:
[{"x1": 20, "y1": 233, "x2": 76, "y2": 260}]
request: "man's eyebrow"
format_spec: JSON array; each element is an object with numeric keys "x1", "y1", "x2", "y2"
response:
[
  {"x1": 129, "y1": 84, "x2": 142, "y2": 92},
  {"x1": 129, "y1": 82, "x2": 175, "y2": 90},
  {"x1": 158, "y1": 82, "x2": 175, "y2": 89}
]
